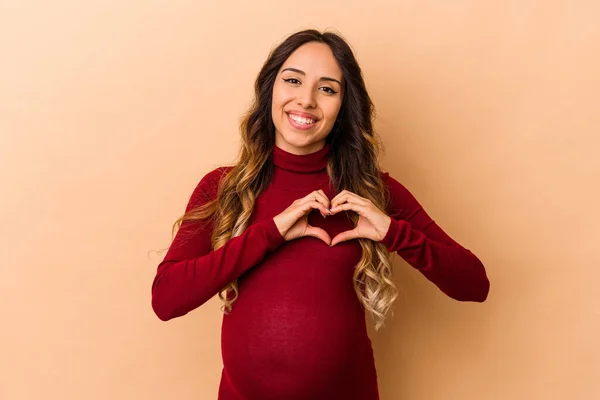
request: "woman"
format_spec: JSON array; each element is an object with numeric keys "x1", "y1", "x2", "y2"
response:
[{"x1": 151, "y1": 29, "x2": 489, "y2": 400}]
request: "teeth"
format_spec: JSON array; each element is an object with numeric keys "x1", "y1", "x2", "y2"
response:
[{"x1": 289, "y1": 114, "x2": 315, "y2": 125}]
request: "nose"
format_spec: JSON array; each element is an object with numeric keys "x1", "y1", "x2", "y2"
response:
[{"x1": 297, "y1": 86, "x2": 316, "y2": 109}]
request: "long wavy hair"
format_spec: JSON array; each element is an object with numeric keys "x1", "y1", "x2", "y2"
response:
[{"x1": 173, "y1": 29, "x2": 397, "y2": 330}]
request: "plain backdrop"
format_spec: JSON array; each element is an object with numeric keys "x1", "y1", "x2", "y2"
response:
[{"x1": 1, "y1": 0, "x2": 599, "y2": 399}]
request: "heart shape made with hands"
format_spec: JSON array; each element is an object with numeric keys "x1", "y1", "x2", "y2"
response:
[{"x1": 317, "y1": 190, "x2": 392, "y2": 247}]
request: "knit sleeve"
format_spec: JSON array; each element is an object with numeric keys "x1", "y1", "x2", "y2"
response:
[
  {"x1": 151, "y1": 167, "x2": 286, "y2": 321},
  {"x1": 378, "y1": 172, "x2": 490, "y2": 302}
]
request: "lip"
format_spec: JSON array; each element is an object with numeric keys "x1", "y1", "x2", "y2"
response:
[
  {"x1": 286, "y1": 110, "x2": 319, "y2": 121},
  {"x1": 286, "y1": 112, "x2": 319, "y2": 131}
]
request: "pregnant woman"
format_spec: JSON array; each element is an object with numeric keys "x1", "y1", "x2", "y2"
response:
[{"x1": 151, "y1": 29, "x2": 490, "y2": 400}]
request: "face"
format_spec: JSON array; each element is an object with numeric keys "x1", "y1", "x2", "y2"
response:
[{"x1": 271, "y1": 42, "x2": 343, "y2": 155}]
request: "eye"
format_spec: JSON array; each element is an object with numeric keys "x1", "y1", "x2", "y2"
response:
[
  {"x1": 320, "y1": 86, "x2": 338, "y2": 94},
  {"x1": 283, "y1": 78, "x2": 300, "y2": 84}
]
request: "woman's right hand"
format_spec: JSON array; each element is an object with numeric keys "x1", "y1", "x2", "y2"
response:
[{"x1": 273, "y1": 190, "x2": 332, "y2": 245}]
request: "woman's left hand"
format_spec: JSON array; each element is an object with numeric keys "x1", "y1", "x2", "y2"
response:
[{"x1": 329, "y1": 190, "x2": 392, "y2": 246}]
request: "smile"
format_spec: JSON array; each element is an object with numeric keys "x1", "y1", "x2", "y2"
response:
[{"x1": 287, "y1": 113, "x2": 318, "y2": 130}]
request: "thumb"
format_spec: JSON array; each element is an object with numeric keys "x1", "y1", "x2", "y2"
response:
[
  {"x1": 331, "y1": 229, "x2": 359, "y2": 246},
  {"x1": 303, "y1": 225, "x2": 332, "y2": 246}
]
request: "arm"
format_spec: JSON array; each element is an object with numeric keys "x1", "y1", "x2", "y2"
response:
[
  {"x1": 379, "y1": 172, "x2": 490, "y2": 302},
  {"x1": 151, "y1": 167, "x2": 286, "y2": 321}
]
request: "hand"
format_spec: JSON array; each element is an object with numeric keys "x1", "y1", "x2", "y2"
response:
[
  {"x1": 273, "y1": 190, "x2": 332, "y2": 245},
  {"x1": 329, "y1": 190, "x2": 392, "y2": 246}
]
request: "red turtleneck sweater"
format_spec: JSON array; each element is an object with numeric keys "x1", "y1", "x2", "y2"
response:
[{"x1": 151, "y1": 145, "x2": 489, "y2": 400}]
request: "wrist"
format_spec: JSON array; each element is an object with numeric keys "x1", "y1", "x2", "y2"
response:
[{"x1": 378, "y1": 216, "x2": 392, "y2": 241}]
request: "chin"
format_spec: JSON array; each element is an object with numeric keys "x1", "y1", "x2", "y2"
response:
[
  {"x1": 279, "y1": 134, "x2": 326, "y2": 153},
  {"x1": 285, "y1": 134, "x2": 314, "y2": 147}
]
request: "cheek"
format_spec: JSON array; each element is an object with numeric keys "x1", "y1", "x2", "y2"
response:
[
  {"x1": 272, "y1": 84, "x2": 292, "y2": 110},
  {"x1": 318, "y1": 102, "x2": 341, "y2": 134},
  {"x1": 323, "y1": 101, "x2": 342, "y2": 123}
]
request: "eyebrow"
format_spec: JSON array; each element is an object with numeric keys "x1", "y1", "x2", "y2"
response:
[{"x1": 281, "y1": 67, "x2": 342, "y2": 86}]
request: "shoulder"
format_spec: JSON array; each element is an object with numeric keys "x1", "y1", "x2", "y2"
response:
[
  {"x1": 200, "y1": 166, "x2": 235, "y2": 188},
  {"x1": 379, "y1": 170, "x2": 424, "y2": 219},
  {"x1": 185, "y1": 165, "x2": 235, "y2": 212}
]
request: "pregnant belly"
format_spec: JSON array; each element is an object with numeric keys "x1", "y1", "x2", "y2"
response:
[{"x1": 220, "y1": 239, "x2": 370, "y2": 398}]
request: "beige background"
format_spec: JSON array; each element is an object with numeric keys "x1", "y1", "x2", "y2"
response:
[{"x1": 1, "y1": 0, "x2": 599, "y2": 399}]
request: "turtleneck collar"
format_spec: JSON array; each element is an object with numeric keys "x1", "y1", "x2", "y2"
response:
[
  {"x1": 269, "y1": 144, "x2": 331, "y2": 191},
  {"x1": 272, "y1": 144, "x2": 330, "y2": 174}
]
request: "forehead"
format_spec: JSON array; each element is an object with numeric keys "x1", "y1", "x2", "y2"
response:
[{"x1": 280, "y1": 42, "x2": 343, "y2": 80}]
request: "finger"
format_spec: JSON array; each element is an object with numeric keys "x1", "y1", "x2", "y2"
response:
[
  {"x1": 299, "y1": 200, "x2": 331, "y2": 218},
  {"x1": 304, "y1": 225, "x2": 332, "y2": 245},
  {"x1": 315, "y1": 190, "x2": 330, "y2": 217},
  {"x1": 300, "y1": 191, "x2": 331, "y2": 211},
  {"x1": 316, "y1": 190, "x2": 331, "y2": 208},
  {"x1": 331, "y1": 190, "x2": 365, "y2": 205},
  {"x1": 299, "y1": 195, "x2": 330, "y2": 218},
  {"x1": 329, "y1": 202, "x2": 366, "y2": 215},
  {"x1": 331, "y1": 229, "x2": 359, "y2": 246},
  {"x1": 329, "y1": 190, "x2": 349, "y2": 205},
  {"x1": 330, "y1": 192, "x2": 368, "y2": 210},
  {"x1": 313, "y1": 190, "x2": 331, "y2": 210}
]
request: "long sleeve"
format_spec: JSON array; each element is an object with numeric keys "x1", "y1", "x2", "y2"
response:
[
  {"x1": 151, "y1": 167, "x2": 286, "y2": 321},
  {"x1": 379, "y1": 172, "x2": 490, "y2": 302}
]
